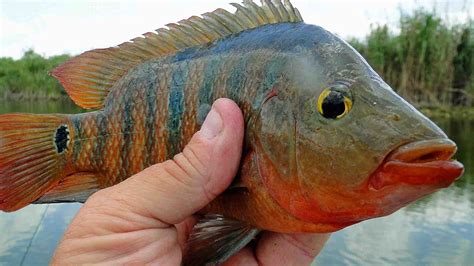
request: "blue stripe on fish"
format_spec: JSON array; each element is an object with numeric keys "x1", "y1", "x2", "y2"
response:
[
  {"x1": 167, "y1": 63, "x2": 188, "y2": 158},
  {"x1": 119, "y1": 82, "x2": 135, "y2": 180},
  {"x1": 199, "y1": 56, "x2": 221, "y2": 106}
]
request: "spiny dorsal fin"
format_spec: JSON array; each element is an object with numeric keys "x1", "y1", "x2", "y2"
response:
[{"x1": 51, "y1": 0, "x2": 303, "y2": 109}]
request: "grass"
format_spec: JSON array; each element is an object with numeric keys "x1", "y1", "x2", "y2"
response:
[
  {"x1": 420, "y1": 106, "x2": 474, "y2": 119},
  {"x1": 350, "y1": 9, "x2": 473, "y2": 108},
  {"x1": 0, "y1": 8, "x2": 472, "y2": 110},
  {"x1": 0, "y1": 50, "x2": 70, "y2": 100}
]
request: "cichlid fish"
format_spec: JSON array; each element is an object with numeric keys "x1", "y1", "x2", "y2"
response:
[{"x1": 0, "y1": 0, "x2": 464, "y2": 264}]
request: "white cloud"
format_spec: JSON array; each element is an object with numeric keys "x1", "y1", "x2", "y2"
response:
[{"x1": 1, "y1": 0, "x2": 472, "y2": 59}]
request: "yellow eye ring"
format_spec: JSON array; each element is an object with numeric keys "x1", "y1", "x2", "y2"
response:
[
  {"x1": 317, "y1": 89, "x2": 331, "y2": 115},
  {"x1": 317, "y1": 88, "x2": 352, "y2": 119}
]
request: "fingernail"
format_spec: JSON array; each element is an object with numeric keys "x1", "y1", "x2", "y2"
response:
[{"x1": 199, "y1": 107, "x2": 223, "y2": 139}]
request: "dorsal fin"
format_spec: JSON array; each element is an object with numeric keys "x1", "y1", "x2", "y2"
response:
[{"x1": 51, "y1": 0, "x2": 303, "y2": 109}]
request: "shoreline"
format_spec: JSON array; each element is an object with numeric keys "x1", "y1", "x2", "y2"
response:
[
  {"x1": 0, "y1": 93, "x2": 69, "y2": 101},
  {"x1": 1, "y1": 95, "x2": 473, "y2": 119},
  {"x1": 419, "y1": 107, "x2": 474, "y2": 119}
]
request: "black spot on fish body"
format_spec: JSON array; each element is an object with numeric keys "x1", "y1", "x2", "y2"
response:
[{"x1": 55, "y1": 125, "x2": 69, "y2": 153}]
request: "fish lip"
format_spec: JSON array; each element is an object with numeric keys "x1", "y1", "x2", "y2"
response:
[
  {"x1": 369, "y1": 138, "x2": 464, "y2": 190},
  {"x1": 387, "y1": 138, "x2": 457, "y2": 163}
]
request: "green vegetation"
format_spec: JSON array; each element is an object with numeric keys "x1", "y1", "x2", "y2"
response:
[
  {"x1": 0, "y1": 50, "x2": 70, "y2": 100},
  {"x1": 0, "y1": 9, "x2": 472, "y2": 110},
  {"x1": 420, "y1": 106, "x2": 474, "y2": 119},
  {"x1": 350, "y1": 10, "x2": 473, "y2": 108}
]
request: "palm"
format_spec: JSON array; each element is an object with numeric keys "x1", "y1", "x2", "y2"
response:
[{"x1": 54, "y1": 196, "x2": 328, "y2": 265}]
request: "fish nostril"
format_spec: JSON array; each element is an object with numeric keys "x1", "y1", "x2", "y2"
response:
[{"x1": 388, "y1": 113, "x2": 401, "y2": 121}]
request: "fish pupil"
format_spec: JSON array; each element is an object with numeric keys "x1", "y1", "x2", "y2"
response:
[
  {"x1": 55, "y1": 125, "x2": 69, "y2": 153},
  {"x1": 322, "y1": 91, "x2": 346, "y2": 119}
]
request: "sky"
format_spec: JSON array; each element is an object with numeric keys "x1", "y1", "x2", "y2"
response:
[{"x1": 0, "y1": 0, "x2": 472, "y2": 59}]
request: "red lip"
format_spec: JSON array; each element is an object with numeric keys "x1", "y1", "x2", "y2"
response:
[{"x1": 370, "y1": 139, "x2": 464, "y2": 190}]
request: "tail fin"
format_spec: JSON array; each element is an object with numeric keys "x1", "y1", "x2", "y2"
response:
[{"x1": 0, "y1": 113, "x2": 70, "y2": 212}]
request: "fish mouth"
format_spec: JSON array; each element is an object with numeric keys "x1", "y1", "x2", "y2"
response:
[{"x1": 370, "y1": 139, "x2": 464, "y2": 190}]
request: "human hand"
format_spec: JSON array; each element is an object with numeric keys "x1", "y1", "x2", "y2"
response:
[{"x1": 52, "y1": 98, "x2": 330, "y2": 265}]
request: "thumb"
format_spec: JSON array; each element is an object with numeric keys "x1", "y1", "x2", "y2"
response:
[{"x1": 99, "y1": 98, "x2": 244, "y2": 225}]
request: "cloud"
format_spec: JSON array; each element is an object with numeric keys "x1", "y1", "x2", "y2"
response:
[{"x1": 1, "y1": 0, "x2": 472, "y2": 59}]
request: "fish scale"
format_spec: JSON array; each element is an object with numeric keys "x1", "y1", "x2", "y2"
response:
[
  {"x1": 0, "y1": 0, "x2": 309, "y2": 212},
  {"x1": 167, "y1": 62, "x2": 188, "y2": 158},
  {"x1": 70, "y1": 50, "x2": 282, "y2": 183},
  {"x1": 144, "y1": 67, "x2": 159, "y2": 168},
  {"x1": 105, "y1": 115, "x2": 123, "y2": 185},
  {"x1": 129, "y1": 88, "x2": 147, "y2": 177},
  {"x1": 75, "y1": 52, "x2": 278, "y2": 181},
  {"x1": 0, "y1": 1, "x2": 464, "y2": 265},
  {"x1": 180, "y1": 60, "x2": 203, "y2": 149}
]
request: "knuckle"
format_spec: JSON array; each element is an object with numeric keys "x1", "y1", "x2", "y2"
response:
[
  {"x1": 168, "y1": 145, "x2": 217, "y2": 201},
  {"x1": 182, "y1": 144, "x2": 210, "y2": 178},
  {"x1": 161, "y1": 158, "x2": 201, "y2": 192}
]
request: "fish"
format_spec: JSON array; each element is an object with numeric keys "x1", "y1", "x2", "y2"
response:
[{"x1": 0, "y1": 0, "x2": 464, "y2": 264}]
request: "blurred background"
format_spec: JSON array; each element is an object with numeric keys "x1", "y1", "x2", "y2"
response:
[{"x1": 0, "y1": 0, "x2": 473, "y2": 265}]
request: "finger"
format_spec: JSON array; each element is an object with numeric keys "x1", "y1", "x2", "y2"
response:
[
  {"x1": 175, "y1": 216, "x2": 197, "y2": 250},
  {"x1": 93, "y1": 98, "x2": 244, "y2": 225},
  {"x1": 255, "y1": 232, "x2": 330, "y2": 266}
]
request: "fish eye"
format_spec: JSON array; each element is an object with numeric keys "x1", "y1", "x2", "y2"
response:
[{"x1": 317, "y1": 88, "x2": 352, "y2": 119}]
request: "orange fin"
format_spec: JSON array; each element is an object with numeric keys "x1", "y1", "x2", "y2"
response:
[
  {"x1": 50, "y1": 0, "x2": 303, "y2": 110},
  {"x1": 0, "y1": 113, "x2": 70, "y2": 212},
  {"x1": 35, "y1": 172, "x2": 101, "y2": 204}
]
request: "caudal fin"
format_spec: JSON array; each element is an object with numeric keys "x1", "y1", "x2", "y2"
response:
[{"x1": 0, "y1": 113, "x2": 70, "y2": 212}]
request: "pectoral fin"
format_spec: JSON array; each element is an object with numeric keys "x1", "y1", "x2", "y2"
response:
[{"x1": 183, "y1": 214, "x2": 260, "y2": 265}]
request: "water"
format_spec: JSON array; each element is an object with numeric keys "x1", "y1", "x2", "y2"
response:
[{"x1": 0, "y1": 100, "x2": 472, "y2": 265}]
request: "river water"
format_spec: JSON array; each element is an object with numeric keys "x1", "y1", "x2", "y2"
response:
[{"x1": 0, "y1": 100, "x2": 472, "y2": 265}]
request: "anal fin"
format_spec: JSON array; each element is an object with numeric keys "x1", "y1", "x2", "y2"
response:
[
  {"x1": 34, "y1": 172, "x2": 101, "y2": 204},
  {"x1": 183, "y1": 214, "x2": 260, "y2": 265}
]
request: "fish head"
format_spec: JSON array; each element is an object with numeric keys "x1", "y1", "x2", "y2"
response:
[{"x1": 253, "y1": 25, "x2": 464, "y2": 228}]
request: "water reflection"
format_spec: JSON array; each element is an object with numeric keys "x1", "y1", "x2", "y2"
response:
[
  {"x1": 0, "y1": 204, "x2": 81, "y2": 265},
  {"x1": 0, "y1": 101, "x2": 472, "y2": 265},
  {"x1": 0, "y1": 98, "x2": 83, "y2": 114},
  {"x1": 0, "y1": 205, "x2": 49, "y2": 265}
]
